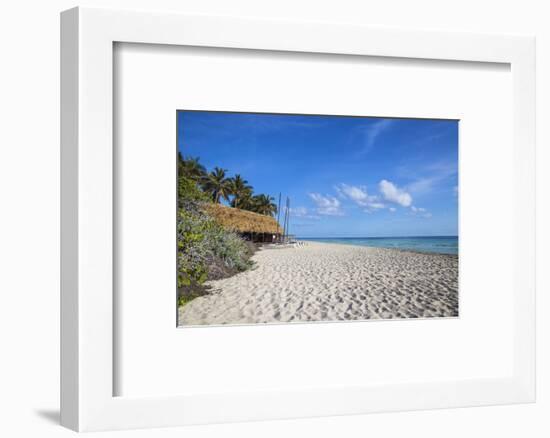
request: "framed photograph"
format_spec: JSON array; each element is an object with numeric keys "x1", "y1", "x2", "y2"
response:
[
  {"x1": 61, "y1": 7, "x2": 535, "y2": 432},
  {"x1": 176, "y1": 110, "x2": 459, "y2": 326}
]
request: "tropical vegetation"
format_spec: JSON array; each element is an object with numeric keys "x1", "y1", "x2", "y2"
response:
[
  {"x1": 177, "y1": 152, "x2": 279, "y2": 308},
  {"x1": 178, "y1": 153, "x2": 278, "y2": 215}
]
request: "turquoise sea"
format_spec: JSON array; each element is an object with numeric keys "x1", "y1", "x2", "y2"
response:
[{"x1": 300, "y1": 236, "x2": 458, "y2": 255}]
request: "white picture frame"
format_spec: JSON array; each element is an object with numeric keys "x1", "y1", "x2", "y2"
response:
[{"x1": 60, "y1": 7, "x2": 536, "y2": 432}]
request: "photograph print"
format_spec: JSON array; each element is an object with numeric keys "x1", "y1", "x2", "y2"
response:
[{"x1": 177, "y1": 110, "x2": 458, "y2": 326}]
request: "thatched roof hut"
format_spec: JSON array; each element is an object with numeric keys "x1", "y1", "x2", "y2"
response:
[{"x1": 203, "y1": 203, "x2": 282, "y2": 235}]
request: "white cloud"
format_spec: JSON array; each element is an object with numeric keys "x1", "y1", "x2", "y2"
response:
[
  {"x1": 335, "y1": 184, "x2": 370, "y2": 206},
  {"x1": 389, "y1": 207, "x2": 396, "y2": 212},
  {"x1": 407, "y1": 178, "x2": 435, "y2": 194},
  {"x1": 379, "y1": 180, "x2": 413, "y2": 207},
  {"x1": 308, "y1": 193, "x2": 344, "y2": 216},
  {"x1": 335, "y1": 183, "x2": 387, "y2": 212},
  {"x1": 289, "y1": 206, "x2": 308, "y2": 217},
  {"x1": 366, "y1": 119, "x2": 393, "y2": 149},
  {"x1": 355, "y1": 119, "x2": 394, "y2": 155},
  {"x1": 406, "y1": 161, "x2": 458, "y2": 195},
  {"x1": 410, "y1": 206, "x2": 426, "y2": 213},
  {"x1": 285, "y1": 206, "x2": 320, "y2": 220},
  {"x1": 410, "y1": 205, "x2": 431, "y2": 218},
  {"x1": 368, "y1": 202, "x2": 385, "y2": 210}
]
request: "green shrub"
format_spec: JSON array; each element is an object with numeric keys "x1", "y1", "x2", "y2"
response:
[
  {"x1": 178, "y1": 174, "x2": 209, "y2": 207},
  {"x1": 177, "y1": 208, "x2": 211, "y2": 288},
  {"x1": 177, "y1": 204, "x2": 254, "y2": 295},
  {"x1": 177, "y1": 173, "x2": 255, "y2": 307}
]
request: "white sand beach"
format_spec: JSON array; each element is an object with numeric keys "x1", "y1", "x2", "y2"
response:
[{"x1": 178, "y1": 241, "x2": 458, "y2": 326}]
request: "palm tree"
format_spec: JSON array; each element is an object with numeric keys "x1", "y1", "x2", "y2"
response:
[
  {"x1": 178, "y1": 153, "x2": 206, "y2": 182},
  {"x1": 202, "y1": 167, "x2": 231, "y2": 203},
  {"x1": 229, "y1": 174, "x2": 253, "y2": 209},
  {"x1": 249, "y1": 194, "x2": 278, "y2": 216}
]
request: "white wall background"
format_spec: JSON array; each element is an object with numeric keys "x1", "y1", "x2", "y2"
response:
[{"x1": 0, "y1": 1, "x2": 547, "y2": 437}]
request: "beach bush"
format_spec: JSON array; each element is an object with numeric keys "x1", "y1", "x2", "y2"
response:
[
  {"x1": 177, "y1": 194, "x2": 255, "y2": 305},
  {"x1": 178, "y1": 173, "x2": 209, "y2": 207},
  {"x1": 177, "y1": 208, "x2": 211, "y2": 288}
]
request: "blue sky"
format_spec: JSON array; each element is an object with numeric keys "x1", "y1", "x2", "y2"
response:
[{"x1": 177, "y1": 111, "x2": 458, "y2": 238}]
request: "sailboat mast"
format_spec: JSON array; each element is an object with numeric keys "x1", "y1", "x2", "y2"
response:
[{"x1": 276, "y1": 192, "x2": 282, "y2": 242}]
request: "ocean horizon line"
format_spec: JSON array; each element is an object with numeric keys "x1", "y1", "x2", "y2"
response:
[
  {"x1": 298, "y1": 235, "x2": 458, "y2": 240},
  {"x1": 296, "y1": 236, "x2": 459, "y2": 255}
]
